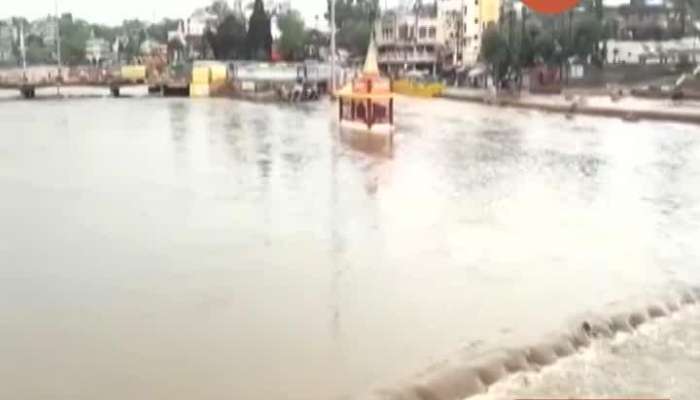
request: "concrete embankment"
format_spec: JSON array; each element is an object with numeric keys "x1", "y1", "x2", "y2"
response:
[
  {"x1": 443, "y1": 88, "x2": 700, "y2": 125},
  {"x1": 358, "y1": 286, "x2": 700, "y2": 400}
]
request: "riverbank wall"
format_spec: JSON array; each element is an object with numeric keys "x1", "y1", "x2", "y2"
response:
[{"x1": 442, "y1": 88, "x2": 700, "y2": 125}]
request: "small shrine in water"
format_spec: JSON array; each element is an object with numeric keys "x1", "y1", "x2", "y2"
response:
[{"x1": 336, "y1": 36, "x2": 394, "y2": 135}]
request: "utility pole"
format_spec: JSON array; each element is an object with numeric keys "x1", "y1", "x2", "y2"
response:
[
  {"x1": 55, "y1": 0, "x2": 62, "y2": 94},
  {"x1": 330, "y1": 0, "x2": 336, "y2": 93},
  {"x1": 19, "y1": 23, "x2": 26, "y2": 72}
]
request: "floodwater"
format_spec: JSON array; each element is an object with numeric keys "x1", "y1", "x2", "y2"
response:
[{"x1": 1, "y1": 93, "x2": 700, "y2": 400}]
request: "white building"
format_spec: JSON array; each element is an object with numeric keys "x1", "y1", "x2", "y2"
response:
[
  {"x1": 85, "y1": 30, "x2": 111, "y2": 65},
  {"x1": 375, "y1": 5, "x2": 444, "y2": 75},
  {"x1": 439, "y1": 0, "x2": 482, "y2": 66},
  {"x1": 375, "y1": 0, "x2": 499, "y2": 74}
]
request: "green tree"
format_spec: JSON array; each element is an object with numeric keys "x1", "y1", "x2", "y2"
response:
[
  {"x1": 534, "y1": 31, "x2": 557, "y2": 64},
  {"x1": 572, "y1": 16, "x2": 602, "y2": 63},
  {"x1": 206, "y1": 14, "x2": 247, "y2": 59},
  {"x1": 146, "y1": 19, "x2": 180, "y2": 43},
  {"x1": 206, "y1": 0, "x2": 233, "y2": 21},
  {"x1": 59, "y1": 14, "x2": 91, "y2": 65},
  {"x1": 481, "y1": 26, "x2": 510, "y2": 83},
  {"x1": 246, "y1": 0, "x2": 272, "y2": 60},
  {"x1": 304, "y1": 28, "x2": 329, "y2": 59},
  {"x1": 277, "y1": 10, "x2": 306, "y2": 60},
  {"x1": 325, "y1": 0, "x2": 379, "y2": 56},
  {"x1": 25, "y1": 35, "x2": 52, "y2": 64}
]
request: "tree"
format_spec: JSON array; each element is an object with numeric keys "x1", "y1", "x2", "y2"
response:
[
  {"x1": 534, "y1": 31, "x2": 557, "y2": 64},
  {"x1": 59, "y1": 14, "x2": 91, "y2": 65},
  {"x1": 146, "y1": 19, "x2": 180, "y2": 43},
  {"x1": 277, "y1": 10, "x2": 306, "y2": 60},
  {"x1": 572, "y1": 16, "x2": 602, "y2": 63},
  {"x1": 325, "y1": 0, "x2": 379, "y2": 56},
  {"x1": 246, "y1": 0, "x2": 272, "y2": 60},
  {"x1": 25, "y1": 35, "x2": 52, "y2": 64},
  {"x1": 207, "y1": 14, "x2": 247, "y2": 59},
  {"x1": 481, "y1": 26, "x2": 510, "y2": 84},
  {"x1": 304, "y1": 29, "x2": 329, "y2": 59},
  {"x1": 206, "y1": 0, "x2": 233, "y2": 21}
]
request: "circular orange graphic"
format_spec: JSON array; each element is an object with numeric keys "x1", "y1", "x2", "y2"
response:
[{"x1": 522, "y1": 0, "x2": 579, "y2": 14}]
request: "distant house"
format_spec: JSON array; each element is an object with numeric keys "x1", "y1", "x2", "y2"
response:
[
  {"x1": 166, "y1": 9, "x2": 217, "y2": 60},
  {"x1": 28, "y1": 16, "x2": 57, "y2": 47},
  {"x1": 606, "y1": 37, "x2": 700, "y2": 64},
  {"x1": 615, "y1": 0, "x2": 689, "y2": 40},
  {"x1": 140, "y1": 38, "x2": 167, "y2": 57},
  {"x1": 85, "y1": 30, "x2": 111, "y2": 65}
]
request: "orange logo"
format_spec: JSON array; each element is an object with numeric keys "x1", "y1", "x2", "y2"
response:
[{"x1": 521, "y1": 0, "x2": 580, "y2": 14}]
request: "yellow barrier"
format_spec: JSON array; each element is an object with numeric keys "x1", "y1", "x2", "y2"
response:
[
  {"x1": 189, "y1": 83, "x2": 210, "y2": 97},
  {"x1": 120, "y1": 65, "x2": 147, "y2": 82},
  {"x1": 191, "y1": 66, "x2": 210, "y2": 85},
  {"x1": 210, "y1": 65, "x2": 227, "y2": 84}
]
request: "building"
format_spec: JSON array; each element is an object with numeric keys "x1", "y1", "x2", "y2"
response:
[
  {"x1": 28, "y1": 16, "x2": 57, "y2": 47},
  {"x1": 166, "y1": 9, "x2": 218, "y2": 60},
  {"x1": 614, "y1": 0, "x2": 689, "y2": 40},
  {"x1": 375, "y1": 4, "x2": 443, "y2": 75},
  {"x1": 85, "y1": 30, "x2": 111, "y2": 65},
  {"x1": 374, "y1": 0, "x2": 500, "y2": 75}
]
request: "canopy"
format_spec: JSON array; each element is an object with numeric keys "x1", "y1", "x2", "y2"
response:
[{"x1": 336, "y1": 83, "x2": 394, "y2": 100}]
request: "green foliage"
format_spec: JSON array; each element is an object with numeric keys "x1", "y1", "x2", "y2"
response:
[
  {"x1": 206, "y1": 0, "x2": 233, "y2": 20},
  {"x1": 481, "y1": 27, "x2": 510, "y2": 81},
  {"x1": 571, "y1": 16, "x2": 602, "y2": 61},
  {"x1": 304, "y1": 29, "x2": 329, "y2": 59},
  {"x1": 25, "y1": 35, "x2": 52, "y2": 63},
  {"x1": 277, "y1": 10, "x2": 306, "y2": 60},
  {"x1": 533, "y1": 31, "x2": 556, "y2": 64},
  {"x1": 207, "y1": 14, "x2": 247, "y2": 59},
  {"x1": 146, "y1": 19, "x2": 180, "y2": 43},
  {"x1": 59, "y1": 14, "x2": 91, "y2": 65},
  {"x1": 325, "y1": 0, "x2": 379, "y2": 56},
  {"x1": 337, "y1": 19, "x2": 372, "y2": 56},
  {"x1": 246, "y1": 0, "x2": 272, "y2": 60}
]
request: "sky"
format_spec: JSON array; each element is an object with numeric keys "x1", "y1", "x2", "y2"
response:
[
  {"x1": 1, "y1": 0, "x2": 631, "y2": 27},
  {"x1": 0, "y1": 0, "x2": 332, "y2": 26}
]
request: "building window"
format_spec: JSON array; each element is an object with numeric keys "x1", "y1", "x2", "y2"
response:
[
  {"x1": 410, "y1": 26, "x2": 415, "y2": 38},
  {"x1": 419, "y1": 27, "x2": 427, "y2": 38},
  {"x1": 464, "y1": 23, "x2": 467, "y2": 33},
  {"x1": 399, "y1": 24, "x2": 408, "y2": 39},
  {"x1": 475, "y1": 0, "x2": 478, "y2": 4},
  {"x1": 429, "y1": 27, "x2": 436, "y2": 38},
  {"x1": 383, "y1": 28, "x2": 393, "y2": 39},
  {"x1": 464, "y1": 6, "x2": 468, "y2": 14},
  {"x1": 474, "y1": 18, "x2": 479, "y2": 24},
  {"x1": 474, "y1": 34, "x2": 478, "y2": 40}
]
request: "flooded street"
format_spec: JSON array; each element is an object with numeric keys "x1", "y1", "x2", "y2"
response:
[{"x1": 1, "y1": 95, "x2": 700, "y2": 400}]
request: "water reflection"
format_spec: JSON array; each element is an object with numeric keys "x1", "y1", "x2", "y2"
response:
[{"x1": 338, "y1": 129, "x2": 394, "y2": 159}]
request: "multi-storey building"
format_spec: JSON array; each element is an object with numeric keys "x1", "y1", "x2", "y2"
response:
[
  {"x1": 375, "y1": 0, "x2": 500, "y2": 75},
  {"x1": 375, "y1": 4, "x2": 443, "y2": 75}
]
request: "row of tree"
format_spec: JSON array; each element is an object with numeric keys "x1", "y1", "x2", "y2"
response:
[
  {"x1": 3, "y1": 0, "x2": 376, "y2": 66},
  {"x1": 205, "y1": 0, "x2": 376, "y2": 62},
  {"x1": 480, "y1": 0, "x2": 619, "y2": 85}
]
